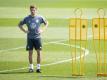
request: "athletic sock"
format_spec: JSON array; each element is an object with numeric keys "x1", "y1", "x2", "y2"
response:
[
  {"x1": 37, "y1": 64, "x2": 40, "y2": 69},
  {"x1": 29, "y1": 64, "x2": 34, "y2": 69}
]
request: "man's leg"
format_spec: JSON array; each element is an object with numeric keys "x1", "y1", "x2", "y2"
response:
[
  {"x1": 29, "y1": 50, "x2": 33, "y2": 64},
  {"x1": 33, "y1": 38, "x2": 42, "y2": 73},
  {"x1": 36, "y1": 49, "x2": 41, "y2": 73},
  {"x1": 28, "y1": 50, "x2": 34, "y2": 72}
]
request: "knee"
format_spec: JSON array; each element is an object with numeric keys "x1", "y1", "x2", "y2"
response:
[
  {"x1": 36, "y1": 50, "x2": 41, "y2": 56},
  {"x1": 37, "y1": 53, "x2": 40, "y2": 57},
  {"x1": 29, "y1": 50, "x2": 33, "y2": 56}
]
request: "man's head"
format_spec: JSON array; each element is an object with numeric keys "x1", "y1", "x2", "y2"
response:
[{"x1": 30, "y1": 5, "x2": 37, "y2": 16}]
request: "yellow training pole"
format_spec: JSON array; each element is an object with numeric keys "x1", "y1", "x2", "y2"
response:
[
  {"x1": 98, "y1": 18, "x2": 101, "y2": 75},
  {"x1": 97, "y1": 8, "x2": 107, "y2": 76},
  {"x1": 84, "y1": 20, "x2": 88, "y2": 75},
  {"x1": 80, "y1": 13, "x2": 82, "y2": 76},
  {"x1": 74, "y1": 8, "x2": 83, "y2": 76},
  {"x1": 70, "y1": 8, "x2": 87, "y2": 76},
  {"x1": 69, "y1": 19, "x2": 73, "y2": 75},
  {"x1": 69, "y1": 19, "x2": 77, "y2": 75},
  {"x1": 74, "y1": 18, "x2": 77, "y2": 75},
  {"x1": 104, "y1": 18, "x2": 106, "y2": 74},
  {"x1": 92, "y1": 19, "x2": 98, "y2": 75},
  {"x1": 81, "y1": 19, "x2": 88, "y2": 76}
]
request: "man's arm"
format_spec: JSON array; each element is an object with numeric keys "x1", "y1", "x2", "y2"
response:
[
  {"x1": 18, "y1": 22, "x2": 29, "y2": 33},
  {"x1": 38, "y1": 21, "x2": 48, "y2": 33},
  {"x1": 43, "y1": 21, "x2": 48, "y2": 31}
]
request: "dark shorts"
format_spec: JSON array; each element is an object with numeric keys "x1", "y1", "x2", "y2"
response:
[{"x1": 26, "y1": 38, "x2": 42, "y2": 51}]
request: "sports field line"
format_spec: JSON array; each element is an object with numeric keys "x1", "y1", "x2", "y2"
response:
[
  {"x1": 0, "y1": 39, "x2": 66, "y2": 53},
  {"x1": 0, "y1": 40, "x2": 89, "y2": 73},
  {"x1": 41, "y1": 42, "x2": 89, "y2": 67}
]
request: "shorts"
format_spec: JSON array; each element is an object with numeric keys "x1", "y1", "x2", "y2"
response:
[{"x1": 26, "y1": 38, "x2": 42, "y2": 51}]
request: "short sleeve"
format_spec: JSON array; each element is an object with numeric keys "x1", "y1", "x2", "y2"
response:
[
  {"x1": 19, "y1": 17, "x2": 26, "y2": 25},
  {"x1": 40, "y1": 16, "x2": 47, "y2": 25}
]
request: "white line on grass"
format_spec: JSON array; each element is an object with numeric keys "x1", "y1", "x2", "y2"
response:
[
  {"x1": 0, "y1": 28, "x2": 93, "y2": 53},
  {"x1": 0, "y1": 39, "x2": 66, "y2": 53},
  {"x1": 41, "y1": 41, "x2": 89, "y2": 66},
  {"x1": 0, "y1": 40, "x2": 89, "y2": 73}
]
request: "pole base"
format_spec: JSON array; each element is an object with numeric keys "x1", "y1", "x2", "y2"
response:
[{"x1": 97, "y1": 73, "x2": 107, "y2": 77}]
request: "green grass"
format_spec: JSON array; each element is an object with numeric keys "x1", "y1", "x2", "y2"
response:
[
  {"x1": 0, "y1": 18, "x2": 93, "y2": 27},
  {"x1": 0, "y1": 18, "x2": 21, "y2": 26},
  {"x1": 0, "y1": 0, "x2": 107, "y2": 8},
  {"x1": 0, "y1": 18, "x2": 68, "y2": 27},
  {"x1": 0, "y1": 29, "x2": 106, "y2": 80},
  {"x1": 0, "y1": 0, "x2": 107, "y2": 80}
]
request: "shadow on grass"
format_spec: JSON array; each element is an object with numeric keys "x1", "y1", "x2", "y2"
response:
[
  {"x1": 1, "y1": 73, "x2": 106, "y2": 80},
  {"x1": 39, "y1": 75, "x2": 107, "y2": 80},
  {"x1": 39, "y1": 75, "x2": 85, "y2": 79},
  {"x1": 0, "y1": 71, "x2": 32, "y2": 74}
]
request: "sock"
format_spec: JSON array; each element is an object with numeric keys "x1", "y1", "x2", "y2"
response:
[
  {"x1": 37, "y1": 64, "x2": 40, "y2": 69},
  {"x1": 29, "y1": 64, "x2": 34, "y2": 69}
]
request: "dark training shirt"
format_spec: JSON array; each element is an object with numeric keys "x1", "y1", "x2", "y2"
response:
[{"x1": 19, "y1": 15, "x2": 46, "y2": 39}]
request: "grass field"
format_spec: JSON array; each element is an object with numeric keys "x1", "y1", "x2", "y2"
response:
[{"x1": 0, "y1": 0, "x2": 107, "y2": 80}]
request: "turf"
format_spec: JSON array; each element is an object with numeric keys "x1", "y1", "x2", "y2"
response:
[
  {"x1": 0, "y1": 0, "x2": 107, "y2": 80},
  {"x1": 0, "y1": 18, "x2": 68, "y2": 27},
  {"x1": 0, "y1": 0, "x2": 107, "y2": 8},
  {"x1": 0, "y1": 28, "x2": 106, "y2": 80}
]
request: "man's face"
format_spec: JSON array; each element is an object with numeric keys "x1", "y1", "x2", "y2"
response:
[{"x1": 30, "y1": 8, "x2": 37, "y2": 16}]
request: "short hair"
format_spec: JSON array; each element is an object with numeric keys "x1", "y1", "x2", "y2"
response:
[{"x1": 30, "y1": 5, "x2": 37, "y2": 9}]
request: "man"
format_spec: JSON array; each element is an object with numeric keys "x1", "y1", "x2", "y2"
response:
[{"x1": 18, "y1": 5, "x2": 48, "y2": 73}]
